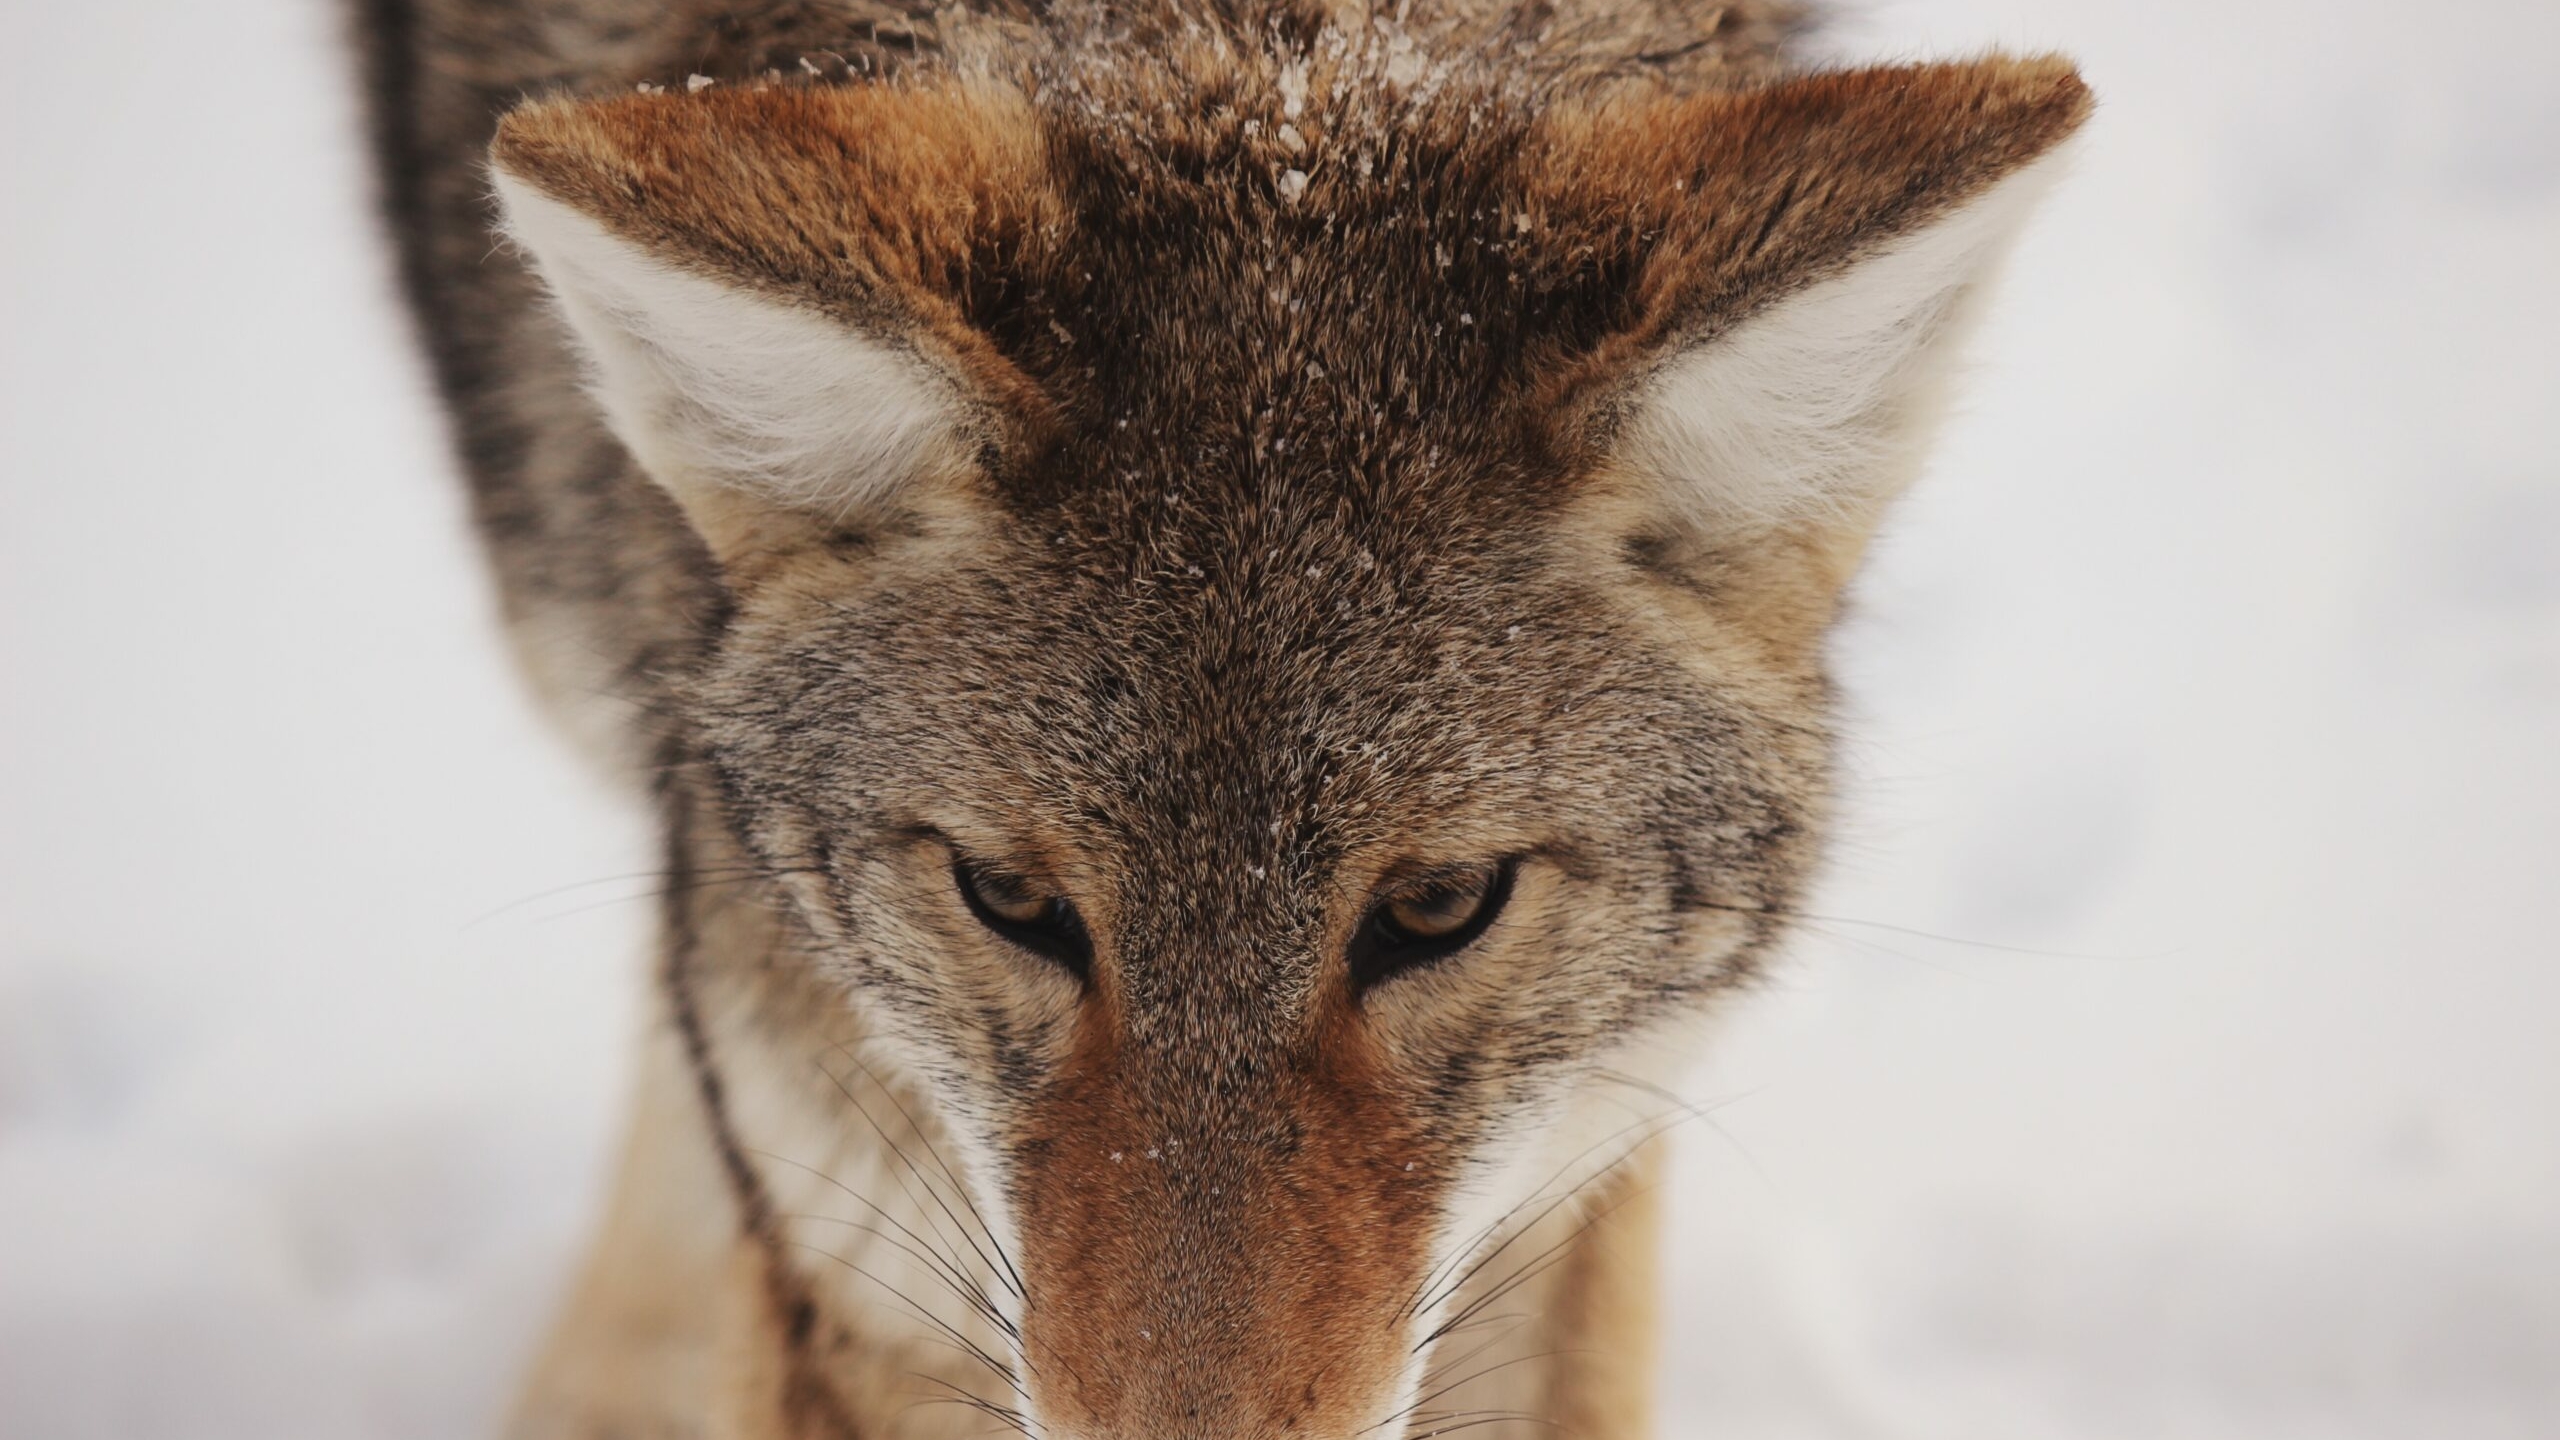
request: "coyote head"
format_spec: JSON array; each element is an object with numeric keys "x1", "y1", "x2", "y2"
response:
[{"x1": 492, "y1": 23, "x2": 2085, "y2": 1438}]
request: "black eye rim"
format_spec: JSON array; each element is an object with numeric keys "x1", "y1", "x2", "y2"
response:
[
  {"x1": 953, "y1": 859, "x2": 1092, "y2": 982},
  {"x1": 1348, "y1": 858, "x2": 1518, "y2": 993}
]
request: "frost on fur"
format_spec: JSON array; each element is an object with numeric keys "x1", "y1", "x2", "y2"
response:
[{"x1": 484, "y1": 52, "x2": 2088, "y2": 566}]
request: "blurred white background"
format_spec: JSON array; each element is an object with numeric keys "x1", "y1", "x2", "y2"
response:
[{"x1": 3, "y1": 0, "x2": 2553, "y2": 1436}]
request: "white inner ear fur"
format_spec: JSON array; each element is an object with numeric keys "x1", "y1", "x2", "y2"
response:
[
  {"x1": 1620, "y1": 145, "x2": 2075, "y2": 534},
  {"x1": 492, "y1": 172, "x2": 963, "y2": 521}
]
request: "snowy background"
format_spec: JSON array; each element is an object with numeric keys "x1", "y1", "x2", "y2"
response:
[{"x1": 3, "y1": 0, "x2": 2554, "y2": 1435}]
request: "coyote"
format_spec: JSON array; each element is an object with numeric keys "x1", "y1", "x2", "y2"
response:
[{"x1": 351, "y1": 2, "x2": 2086, "y2": 1436}]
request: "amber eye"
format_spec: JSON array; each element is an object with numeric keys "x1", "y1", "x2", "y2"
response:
[
  {"x1": 1382, "y1": 880, "x2": 1493, "y2": 939},
  {"x1": 954, "y1": 861, "x2": 1091, "y2": 980},
  {"x1": 1350, "y1": 859, "x2": 1516, "y2": 992}
]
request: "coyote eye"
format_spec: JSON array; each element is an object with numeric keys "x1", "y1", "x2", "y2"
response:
[
  {"x1": 954, "y1": 861, "x2": 1091, "y2": 980},
  {"x1": 1351, "y1": 860, "x2": 1516, "y2": 991}
]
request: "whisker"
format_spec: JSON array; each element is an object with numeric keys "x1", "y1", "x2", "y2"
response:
[
  {"x1": 786, "y1": 1242, "x2": 1026, "y2": 1397},
  {"x1": 1422, "y1": 1175, "x2": 1664, "y2": 1352},
  {"x1": 903, "y1": 1372, "x2": 1035, "y2": 1438},
  {"x1": 1362, "y1": 1350, "x2": 1581, "y2": 1435},
  {"x1": 460, "y1": 862, "x2": 787, "y2": 929},
  {"x1": 838, "y1": 1047, "x2": 1028, "y2": 1301},
  {"x1": 1411, "y1": 1101, "x2": 1701, "y2": 1322},
  {"x1": 1688, "y1": 896, "x2": 2149, "y2": 964},
  {"x1": 524, "y1": 865, "x2": 826, "y2": 927},
  {"x1": 818, "y1": 1058, "x2": 1025, "y2": 1313},
  {"x1": 757, "y1": 1146, "x2": 1018, "y2": 1343},
  {"x1": 900, "y1": 1395, "x2": 1035, "y2": 1440},
  {"x1": 1590, "y1": 1070, "x2": 1774, "y2": 1191},
  {"x1": 1421, "y1": 1309, "x2": 1533, "y2": 1344},
  {"x1": 1415, "y1": 1311, "x2": 1536, "y2": 1386},
  {"x1": 1413, "y1": 1301, "x2": 1525, "y2": 1363},
  {"x1": 1404, "y1": 1104, "x2": 1683, "y2": 1318},
  {"x1": 1402, "y1": 1404, "x2": 1556, "y2": 1424},
  {"x1": 777, "y1": 1209, "x2": 1019, "y2": 1341}
]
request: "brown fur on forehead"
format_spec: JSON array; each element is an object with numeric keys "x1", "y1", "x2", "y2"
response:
[
  {"x1": 496, "y1": 39, "x2": 2084, "y2": 514},
  {"x1": 712, "y1": 507, "x2": 1822, "y2": 972},
  {"x1": 1021, "y1": 52, "x2": 2089, "y2": 532},
  {"x1": 1027, "y1": 49, "x2": 2094, "y2": 430}
]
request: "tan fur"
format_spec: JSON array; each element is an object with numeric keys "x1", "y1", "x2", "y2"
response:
[
  {"x1": 348, "y1": 3, "x2": 2087, "y2": 1437},
  {"x1": 1540, "y1": 1142, "x2": 1667, "y2": 1440},
  {"x1": 509, "y1": 1021, "x2": 730, "y2": 1438}
]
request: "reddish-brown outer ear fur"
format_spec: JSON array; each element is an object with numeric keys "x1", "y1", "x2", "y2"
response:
[
  {"x1": 490, "y1": 81, "x2": 1070, "y2": 440},
  {"x1": 1529, "y1": 55, "x2": 2093, "y2": 439}
]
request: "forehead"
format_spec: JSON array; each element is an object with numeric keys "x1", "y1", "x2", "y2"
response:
[
  {"x1": 839, "y1": 495, "x2": 1706, "y2": 870},
  {"x1": 702, "y1": 79, "x2": 1802, "y2": 872},
  {"x1": 963, "y1": 91, "x2": 1645, "y2": 468}
]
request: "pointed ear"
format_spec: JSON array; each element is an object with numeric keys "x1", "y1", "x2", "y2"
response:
[
  {"x1": 488, "y1": 83, "x2": 1061, "y2": 561},
  {"x1": 1550, "y1": 57, "x2": 2091, "y2": 559}
]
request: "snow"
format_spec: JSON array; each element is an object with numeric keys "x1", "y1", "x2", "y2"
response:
[{"x1": 2, "y1": 1, "x2": 2554, "y2": 1437}]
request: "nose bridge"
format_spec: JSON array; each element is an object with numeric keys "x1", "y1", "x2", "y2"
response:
[
  {"x1": 1012, "y1": 1001, "x2": 1439, "y2": 1440},
  {"x1": 1107, "y1": 858, "x2": 1321, "y2": 1054}
]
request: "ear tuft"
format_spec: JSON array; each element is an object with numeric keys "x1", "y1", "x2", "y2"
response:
[
  {"x1": 493, "y1": 173, "x2": 968, "y2": 521},
  {"x1": 1618, "y1": 134, "x2": 2081, "y2": 534},
  {"x1": 1547, "y1": 55, "x2": 2092, "y2": 541},
  {"x1": 487, "y1": 85, "x2": 1060, "y2": 548}
]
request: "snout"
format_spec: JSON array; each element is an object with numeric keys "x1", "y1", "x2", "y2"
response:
[{"x1": 1008, "y1": 1043, "x2": 1442, "y2": 1440}]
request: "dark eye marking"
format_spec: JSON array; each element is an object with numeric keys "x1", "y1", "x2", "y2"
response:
[
  {"x1": 954, "y1": 860, "x2": 1091, "y2": 982},
  {"x1": 1348, "y1": 859, "x2": 1517, "y2": 993}
]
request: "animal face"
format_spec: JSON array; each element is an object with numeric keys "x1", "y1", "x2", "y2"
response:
[{"x1": 491, "y1": 30, "x2": 2085, "y2": 1436}]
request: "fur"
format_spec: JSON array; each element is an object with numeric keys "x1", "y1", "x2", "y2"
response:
[
  {"x1": 493, "y1": 179, "x2": 973, "y2": 521},
  {"x1": 345, "y1": 3, "x2": 2088, "y2": 1438}
]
